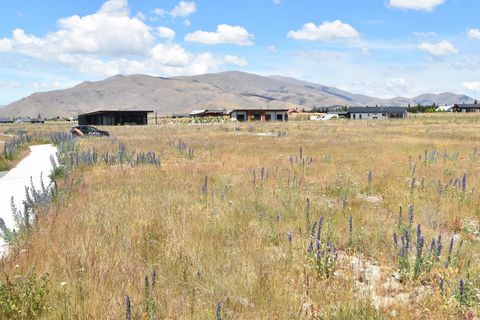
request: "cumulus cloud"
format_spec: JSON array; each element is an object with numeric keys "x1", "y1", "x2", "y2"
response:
[
  {"x1": 157, "y1": 26, "x2": 176, "y2": 40},
  {"x1": 153, "y1": 1, "x2": 196, "y2": 18},
  {"x1": 463, "y1": 81, "x2": 480, "y2": 92},
  {"x1": 418, "y1": 40, "x2": 458, "y2": 57},
  {"x1": 0, "y1": 0, "x2": 236, "y2": 78},
  {"x1": 388, "y1": 0, "x2": 445, "y2": 11},
  {"x1": 224, "y1": 55, "x2": 247, "y2": 67},
  {"x1": 185, "y1": 24, "x2": 254, "y2": 46},
  {"x1": 467, "y1": 28, "x2": 480, "y2": 40},
  {"x1": 287, "y1": 21, "x2": 359, "y2": 42},
  {"x1": 171, "y1": 1, "x2": 196, "y2": 18}
]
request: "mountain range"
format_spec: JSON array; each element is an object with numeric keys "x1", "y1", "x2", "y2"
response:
[{"x1": 0, "y1": 71, "x2": 475, "y2": 118}]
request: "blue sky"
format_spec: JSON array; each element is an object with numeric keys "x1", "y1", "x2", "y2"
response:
[{"x1": 0, "y1": 0, "x2": 479, "y2": 104}]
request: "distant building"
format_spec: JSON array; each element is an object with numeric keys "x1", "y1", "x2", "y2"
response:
[
  {"x1": 229, "y1": 109, "x2": 289, "y2": 122},
  {"x1": 436, "y1": 105, "x2": 453, "y2": 112},
  {"x1": 328, "y1": 107, "x2": 407, "y2": 120},
  {"x1": 78, "y1": 110, "x2": 153, "y2": 126},
  {"x1": 14, "y1": 118, "x2": 45, "y2": 124},
  {"x1": 452, "y1": 104, "x2": 480, "y2": 113},
  {"x1": 0, "y1": 117, "x2": 13, "y2": 124},
  {"x1": 189, "y1": 109, "x2": 229, "y2": 118},
  {"x1": 187, "y1": 108, "x2": 290, "y2": 122}
]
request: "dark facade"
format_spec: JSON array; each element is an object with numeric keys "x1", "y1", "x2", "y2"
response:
[
  {"x1": 452, "y1": 104, "x2": 480, "y2": 113},
  {"x1": 78, "y1": 110, "x2": 153, "y2": 126},
  {"x1": 229, "y1": 109, "x2": 289, "y2": 122}
]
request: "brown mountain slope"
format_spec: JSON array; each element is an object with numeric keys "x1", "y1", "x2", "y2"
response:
[{"x1": 0, "y1": 71, "x2": 475, "y2": 118}]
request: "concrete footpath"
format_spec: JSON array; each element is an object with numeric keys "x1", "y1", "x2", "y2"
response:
[{"x1": 0, "y1": 144, "x2": 58, "y2": 253}]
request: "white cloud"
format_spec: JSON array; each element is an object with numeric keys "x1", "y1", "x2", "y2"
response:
[
  {"x1": 153, "y1": 1, "x2": 196, "y2": 18},
  {"x1": 268, "y1": 45, "x2": 277, "y2": 54},
  {"x1": 463, "y1": 81, "x2": 480, "y2": 92},
  {"x1": 361, "y1": 47, "x2": 370, "y2": 56},
  {"x1": 0, "y1": 80, "x2": 20, "y2": 88},
  {"x1": 418, "y1": 40, "x2": 458, "y2": 57},
  {"x1": 185, "y1": 24, "x2": 254, "y2": 46},
  {"x1": 98, "y1": 0, "x2": 130, "y2": 16},
  {"x1": 157, "y1": 26, "x2": 175, "y2": 40},
  {"x1": 0, "y1": 0, "x2": 153, "y2": 58},
  {"x1": 32, "y1": 81, "x2": 65, "y2": 90},
  {"x1": 273, "y1": 0, "x2": 281, "y2": 4},
  {"x1": 287, "y1": 21, "x2": 359, "y2": 42},
  {"x1": 467, "y1": 28, "x2": 480, "y2": 40},
  {"x1": 0, "y1": 0, "x2": 233, "y2": 78},
  {"x1": 224, "y1": 55, "x2": 247, "y2": 67},
  {"x1": 388, "y1": 0, "x2": 445, "y2": 11},
  {"x1": 183, "y1": 19, "x2": 191, "y2": 27},
  {"x1": 171, "y1": 1, "x2": 196, "y2": 18},
  {"x1": 413, "y1": 31, "x2": 437, "y2": 37},
  {"x1": 297, "y1": 51, "x2": 342, "y2": 62}
]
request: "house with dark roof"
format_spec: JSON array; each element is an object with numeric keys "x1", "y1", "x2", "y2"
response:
[
  {"x1": 328, "y1": 107, "x2": 407, "y2": 120},
  {"x1": 0, "y1": 117, "x2": 13, "y2": 124},
  {"x1": 187, "y1": 108, "x2": 290, "y2": 122},
  {"x1": 452, "y1": 104, "x2": 480, "y2": 113},
  {"x1": 78, "y1": 110, "x2": 153, "y2": 126}
]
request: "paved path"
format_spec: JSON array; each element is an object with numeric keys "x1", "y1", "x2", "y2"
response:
[{"x1": 0, "y1": 144, "x2": 57, "y2": 254}]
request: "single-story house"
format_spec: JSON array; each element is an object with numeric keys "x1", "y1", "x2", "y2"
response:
[
  {"x1": 436, "y1": 105, "x2": 453, "y2": 112},
  {"x1": 188, "y1": 108, "x2": 290, "y2": 122},
  {"x1": 14, "y1": 118, "x2": 45, "y2": 124},
  {"x1": 452, "y1": 104, "x2": 480, "y2": 113},
  {"x1": 0, "y1": 117, "x2": 13, "y2": 124},
  {"x1": 189, "y1": 109, "x2": 229, "y2": 118},
  {"x1": 327, "y1": 107, "x2": 407, "y2": 120},
  {"x1": 78, "y1": 110, "x2": 153, "y2": 126},
  {"x1": 229, "y1": 109, "x2": 289, "y2": 122}
]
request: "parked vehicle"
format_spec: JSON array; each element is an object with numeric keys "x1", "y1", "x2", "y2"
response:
[{"x1": 70, "y1": 125, "x2": 110, "y2": 137}]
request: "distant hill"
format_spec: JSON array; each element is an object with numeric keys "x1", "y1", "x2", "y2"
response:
[{"x1": 0, "y1": 71, "x2": 475, "y2": 118}]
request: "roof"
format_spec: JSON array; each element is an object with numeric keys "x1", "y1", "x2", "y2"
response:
[
  {"x1": 436, "y1": 105, "x2": 453, "y2": 111},
  {"x1": 0, "y1": 117, "x2": 13, "y2": 123},
  {"x1": 453, "y1": 104, "x2": 480, "y2": 108},
  {"x1": 347, "y1": 107, "x2": 407, "y2": 114},
  {"x1": 79, "y1": 110, "x2": 154, "y2": 116},
  {"x1": 229, "y1": 108, "x2": 289, "y2": 112},
  {"x1": 189, "y1": 109, "x2": 228, "y2": 115}
]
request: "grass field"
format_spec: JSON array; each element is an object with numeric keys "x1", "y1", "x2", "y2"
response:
[{"x1": 1, "y1": 114, "x2": 480, "y2": 319}]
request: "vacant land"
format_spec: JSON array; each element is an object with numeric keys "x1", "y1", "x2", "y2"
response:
[{"x1": 1, "y1": 114, "x2": 480, "y2": 319}]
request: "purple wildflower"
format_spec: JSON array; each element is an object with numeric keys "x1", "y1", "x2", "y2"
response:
[
  {"x1": 408, "y1": 205, "x2": 414, "y2": 227},
  {"x1": 316, "y1": 216, "x2": 324, "y2": 241}
]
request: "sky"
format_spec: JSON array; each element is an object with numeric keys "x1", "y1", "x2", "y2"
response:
[{"x1": 0, "y1": 0, "x2": 479, "y2": 104}]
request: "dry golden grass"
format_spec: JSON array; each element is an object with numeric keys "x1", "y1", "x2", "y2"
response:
[{"x1": 1, "y1": 114, "x2": 480, "y2": 319}]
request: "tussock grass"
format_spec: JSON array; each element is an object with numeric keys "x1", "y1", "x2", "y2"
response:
[{"x1": 1, "y1": 115, "x2": 480, "y2": 319}]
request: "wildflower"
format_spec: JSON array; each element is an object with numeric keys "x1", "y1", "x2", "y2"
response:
[
  {"x1": 461, "y1": 174, "x2": 467, "y2": 193},
  {"x1": 435, "y1": 235, "x2": 443, "y2": 260},
  {"x1": 216, "y1": 302, "x2": 222, "y2": 320},
  {"x1": 316, "y1": 216, "x2": 324, "y2": 241},
  {"x1": 408, "y1": 205, "x2": 414, "y2": 227},
  {"x1": 125, "y1": 295, "x2": 132, "y2": 320},
  {"x1": 60, "y1": 281, "x2": 67, "y2": 286},
  {"x1": 393, "y1": 233, "x2": 398, "y2": 251},
  {"x1": 287, "y1": 231, "x2": 292, "y2": 243}
]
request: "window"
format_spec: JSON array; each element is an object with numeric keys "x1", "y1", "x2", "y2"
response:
[
  {"x1": 353, "y1": 114, "x2": 356, "y2": 119},
  {"x1": 359, "y1": 114, "x2": 363, "y2": 119},
  {"x1": 265, "y1": 114, "x2": 272, "y2": 121},
  {"x1": 253, "y1": 114, "x2": 262, "y2": 121},
  {"x1": 237, "y1": 114, "x2": 246, "y2": 122},
  {"x1": 276, "y1": 114, "x2": 284, "y2": 121}
]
